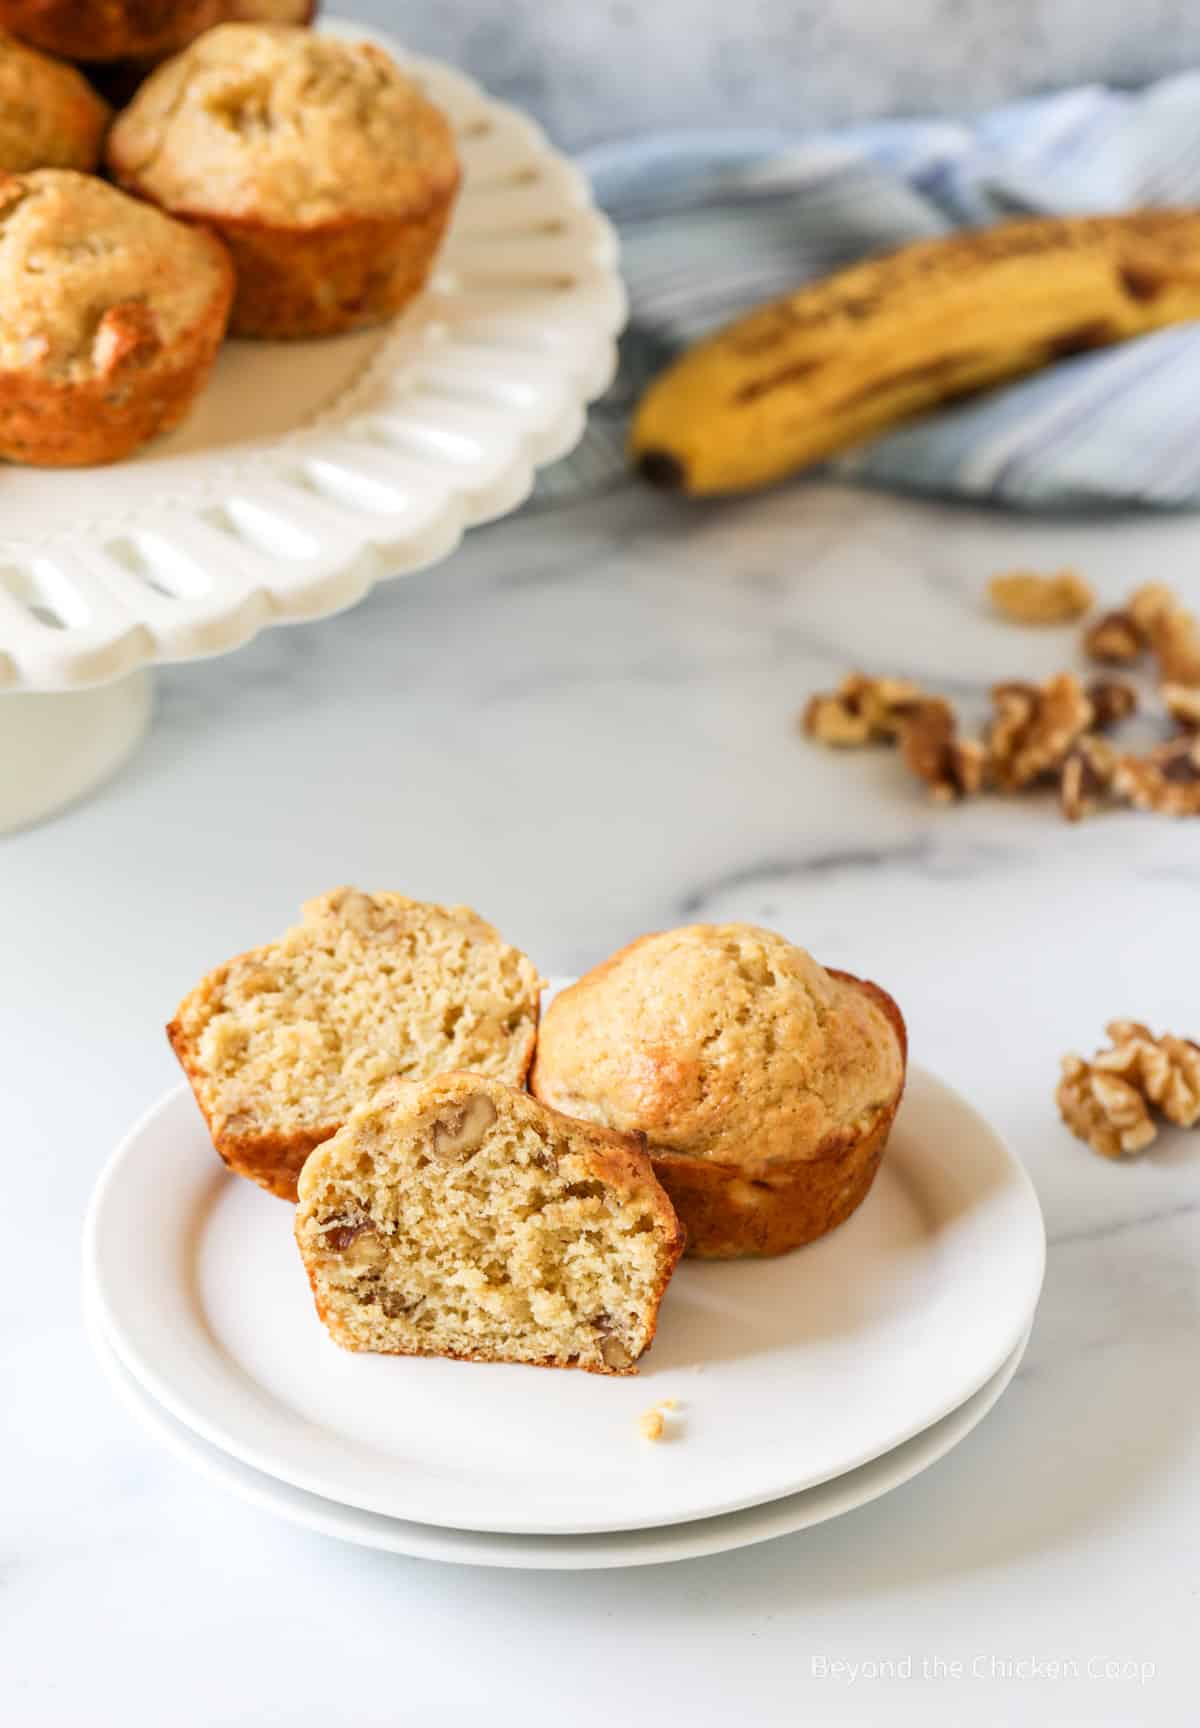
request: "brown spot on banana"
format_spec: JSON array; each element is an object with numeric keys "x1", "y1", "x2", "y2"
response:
[{"x1": 629, "y1": 210, "x2": 1200, "y2": 496}]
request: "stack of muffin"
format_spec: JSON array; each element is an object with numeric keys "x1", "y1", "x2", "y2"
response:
[{"x1": 0, "y1": 3, "x2": 461, "y2": 465}]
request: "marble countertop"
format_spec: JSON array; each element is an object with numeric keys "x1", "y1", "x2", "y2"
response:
[{"x1": 3, "y1": 477, "x2": 1198, "y2": 1726}]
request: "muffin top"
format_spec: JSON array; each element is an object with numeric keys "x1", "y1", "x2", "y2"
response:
[
  {"x1": 530, "y1": 924, "x2": 906, "y2": 1170},
  {"x1": 107, "y1": 24, "x2": 460, "y2": 226},
  {"x1": 0, "y1": 170, "x2": 232, "y2": 383},
  {"x1": 0, "y1": 35, "x2": 111, "y2": 173},
  {"x1": 0, "y1": 0, "x2": 219, "y2": 62}
]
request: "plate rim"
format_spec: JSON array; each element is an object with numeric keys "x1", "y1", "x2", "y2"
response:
[
  {"x1": 85, "y1": 1282, "x2": 1033, "y2": 1571},
  {"x1": 83, "y1": 1060, "x2": 1046, "y2": 1536}
]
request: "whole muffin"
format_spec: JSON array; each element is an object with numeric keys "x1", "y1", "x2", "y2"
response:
[
  {"x1": 106, "y1": 24, "x2": 460, "y2": 338},
  {"x1": 0, "y1": 35, "x2": 110, "y2": 171},
  {"x1": 530, "y1": 924, "x2": 908, "y2": 1259},
  {"x1": 0, "y1": 1, "x2": 220, "y2": 61},
  {"x1": 0, "y1": 170, "x2": 233, "y2": 465}
]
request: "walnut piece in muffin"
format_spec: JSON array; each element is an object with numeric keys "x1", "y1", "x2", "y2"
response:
[
  {"x1": 107, "y1": 24, "x2": 460, "y2": 338},
  {"x1": 0, "y1": 34, "x2": 110, "y2": 172},
  {"x1": 0, "y1": 169, "x2": 232, "y2": 465}
]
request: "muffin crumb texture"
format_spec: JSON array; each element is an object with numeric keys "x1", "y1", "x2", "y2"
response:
[
  {"x1": 169, "y1": 888, "x2": 541, "y2": 1199},
  {"x1": 295, "y1": 1074, "x2": 685, "y2": 1374}
]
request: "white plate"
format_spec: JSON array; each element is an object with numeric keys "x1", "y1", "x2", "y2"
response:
[
  {"x1": 0, "y1": 18, "x2": 625, "y2": 692},
  {"x1": 86, "y1": 1287, "x2": 1031, "y2": 1569},
  {"x1": 85, "y1": 1057, "x2": 1044, "y2": 1537}
]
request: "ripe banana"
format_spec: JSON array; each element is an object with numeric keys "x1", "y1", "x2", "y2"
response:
[{"x1": 630, "y1": 211, "x2": 1200, "y2": 496}]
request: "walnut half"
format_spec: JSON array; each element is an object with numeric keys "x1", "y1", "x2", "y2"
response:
[{"x1": 988, "y1": 567, "x2": 1093, "y2": 625}]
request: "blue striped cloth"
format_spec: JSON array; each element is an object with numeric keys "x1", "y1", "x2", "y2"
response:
[{"x1": 538, "y1": 77, "x2": 1200, "y2": 510}]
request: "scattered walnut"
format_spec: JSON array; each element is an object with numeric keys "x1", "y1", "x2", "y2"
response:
[
  {"x1": 988, "y1": 567, "x2": 1094, "y2": 624},
  {"x1": 989, "y1": 672, "x2": 1093, "y2": 790},
  {"x1": 430, "y1": 1092, "x2": 498, "y2": 1161},
  {"x1": 1094, "y1": 1021, "x2": 1200, "y2": 1128},
  {"x1": 1128, "y1": 583, "x2": 1178, "y2": 634},
  {"x1": 1113, "y1": 734, "x2": 1200, "y2": 816},
  {"x1": 1057, "y1": 1053, "x2": 1158, "y2": 1159},
  {"x1": 1059, "y1": 735, "x2": 1117, "y2": 822},
  {"x1": 802, "y1": 673, "x2": 923, "y2": 747},
  {"x1": 1086, "y1": 679, "x2": 1138, "y2": 731},
  {"x1": 898, "y1": 698, "x2": 987, "y2": 802},
  {"x1": 1151, "y1": 611, "x2": 1200, "y2": 688},
  {"x1": 1084, "y1": 610, "x2": 1145, "y2": 665},
  {"x1": 1163, "y1": 683, "x2": 1200, "y2": 730},
  {"x1": 1127, "y1": 582, "x2": 1200, "y2": 687}
]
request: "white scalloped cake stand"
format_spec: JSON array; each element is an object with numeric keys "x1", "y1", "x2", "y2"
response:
[{"x1": 0, "y1": 18, "x2": 625, "y2": 831}]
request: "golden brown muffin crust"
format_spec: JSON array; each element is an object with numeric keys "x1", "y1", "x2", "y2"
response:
[
  {"x1": 0, "y1": 168, "x2": 232, "y2": 463},
  {"x1": 531, "y1": 925, "x2": 905, "y2": 1170},
  {"x1": 530, "y1": 926, "x2": 908, "y2": 1258},
  {"x1": 107, "y1": 24, "x2": 460, "y2": 226},
  {"x1": 0, "y1": 0, "x2": 221, "y2": 61},
  {"x1": 0, "y1": 34, "x2": 111, "y2": 172}
]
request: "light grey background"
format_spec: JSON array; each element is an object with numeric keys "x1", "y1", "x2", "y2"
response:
[{"x1": 348, "y1": 0, "x2": 1200, "y2": 147}]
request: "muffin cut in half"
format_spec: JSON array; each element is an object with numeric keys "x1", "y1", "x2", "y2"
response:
[
  {"x1": 0, "y1": 169, "x2": 232, "y2": 465},
  {"x1": 107, "y1": 23, "x2": 460, "y2": 338},
  {"x1": 0, "y1": 35, "x2": 111, "y2": 173},
  {"x1": 295, "y1": 1074, "x2": 685, "y2": 1373},
  {"x1": 530, "y1": 924, "x2": 908, "y2": 1259},
  {"x1": 168, "y1": 888, "x2": 542, "y2": 1201}
]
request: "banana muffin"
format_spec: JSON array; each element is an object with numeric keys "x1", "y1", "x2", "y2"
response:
[
  {"x1": 0, "y1": 169, "x2": 232, "y2": 465},
  {"x1": 107, "y1": 24, "x2": 460, "y2": 338},
  {"x1": 296, "y1": 1073, "x2": 685, "y2": 1374},
  {"x1": 0, "y1": 1, "x2": 220, "y2": 60},
  {"x1": 0, "y1": 35, "x2": 110, "y2": 172},
  {"x1": 169, "y1": 888, "x2": 543, "y2": 1201},
  {"x1": 530, "y1": 924, "x2": 908, "y2": 1259}
]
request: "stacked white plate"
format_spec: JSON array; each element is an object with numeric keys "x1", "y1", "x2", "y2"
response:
[{"x1": 84, "y1": 981, "x2": 1045, "y2": 1570}]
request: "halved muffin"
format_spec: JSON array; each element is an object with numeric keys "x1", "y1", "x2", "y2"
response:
[
  {"x1": 168, "y1": 888, "x2": 542, "y2": 1201},
  {"x1": 0, "y1": 169, "x2": 232, "y2": 465},
  {"x1": 295, "y1": 1073, "x2": 685, "y2": 1373},
  {"x1": 106, "y1": 23, "x2": 460, "y2": 338},
  {"x1": 0, "y1": 35, "x2": 110, "y2": 172},
  {"x1": 530, "y1": 924, "x2": 907, "y2": 1259}
]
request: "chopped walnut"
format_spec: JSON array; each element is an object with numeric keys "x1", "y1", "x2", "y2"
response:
[
  {"x1": 1129, "y1": 583, "x2": 1200, "y2": 687},
  {"x1": 898, "y1": 698, "x2": 987, "y2": 802},
  {"x1": 1086, "y1": 679, "x2": 1138, "y2": 731},
  {"x1": 988, "y1": 567, "x2": 1094, "y2": 624},
  {"x1": 1084, "y1": 610, "x2": 1145, "y2": 666},
  {"x1": 1113, "y1": 735, "x2": 1200, "y2": 817},
  {"x1": 1059, "y1": 735, "x2": 1117, "y2": 822},
  {"x1": 802, "y1": 673, "x2": 923, "y2": 747},
  {"x1": 988, "y1": 672, "x2": 1093, "y2": 790},
  {"x1": 1128, "y1": 583, "x2": 1178, "y2": 633},
  {"x1": 1094, "y1": 1021, "x2": 1200, "y2": 1129},
  {"x1": 1163, "y1": 683, "x2": 1200, "y2": 730},
  {"x1": 1057, "y1": 1053, "x2": 1157, "y2": 1158}
]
